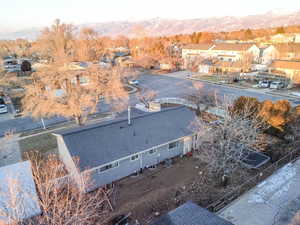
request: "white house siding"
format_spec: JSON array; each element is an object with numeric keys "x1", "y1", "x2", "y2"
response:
[
  {"x1": 198, "y1": 64, "x2": 210, "y2": 74},
  {"x1": 84, "y1": 139, "x2": 186, "y2": 190},
  {"x1": 261, "y1": 46, "x2": 279, "y2": 65},
  {"x1": 247, "y1": 45, "x2": 261, "y2": 62},
  {"x1": 56, "y1": 136, "x2": 78, "y2": 175}
]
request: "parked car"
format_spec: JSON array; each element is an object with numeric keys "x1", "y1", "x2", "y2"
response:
[
  {"x1": 129, "y1": 80, "x2": 139, "y2": 85},
  {"x1": 270, "y1": 81, "x2": 284, "y2": 89},
  {"x1": 0, "y1": 98, "x2": 8, "y2": 114},
  {"x1": 258, "y1": 80, "x2": 271, "y2": 88}
]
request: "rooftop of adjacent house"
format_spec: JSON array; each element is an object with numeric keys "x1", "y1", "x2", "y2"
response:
[
  {"x1": 270, "y1": 60, "x2": 300, "y2": 70},
  {"x1": 274, "y1": 43, "x2": 300, "y2": 53},
  {"x1": 0, "y1": 161, "x2": 41, "y2": 223},
  {"x1": 150, "y1": 201, "x2": 234, "y2": 225},
  {"x1": 219, "y1": 158, "x2": 300, "y2": 225},
  {"x1": 212, "y1": 43, "x2": 254, "y2": 51},
  {"x1": 53, "y1": 106, "x2": 196, "y2": 171},
  {"x1": 182, "y1": 43, "x2": 214, "y2": 50}
]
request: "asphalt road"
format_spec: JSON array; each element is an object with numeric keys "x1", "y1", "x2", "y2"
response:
[
  {"x1": 0, "y1": 72, "x2": 299, "y2": 136},
  {"x1": 137, "y1": 73, "x2": 299, "y2": 103}
]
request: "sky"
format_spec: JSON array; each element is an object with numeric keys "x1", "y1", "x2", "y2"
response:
[{"x1": 2, "y1": 0, "x2": 300, "y2": 30}]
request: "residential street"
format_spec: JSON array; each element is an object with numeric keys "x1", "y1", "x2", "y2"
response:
[{"x1": 0, "y1": 72, "x2": 299, "y2": 137}]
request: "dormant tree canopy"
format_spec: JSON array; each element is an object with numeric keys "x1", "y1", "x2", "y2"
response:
[{"x1": 23, "y1": 65, "x2": 128, "y2": 125}]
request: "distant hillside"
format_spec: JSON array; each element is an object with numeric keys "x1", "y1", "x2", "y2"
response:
[{"x1": 1, "y1": 10, "x2": 300, "y2": 40}]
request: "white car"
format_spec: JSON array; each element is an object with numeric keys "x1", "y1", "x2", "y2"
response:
[
  {"x1": 0, "y1": 104, "x2": 8, "y2": 114},
  {"x1": 258, "y1": 80, "x2": 271, "y2": 88},
  {"x1": 270, "y1": 81, "x2": 284, "y2": 89},
  {"x1": 0, "y1": 98, "x2": 8, "y2": 114},
  {"x1": 129, "y1": 80, "x2": 139, "y2": 85}
]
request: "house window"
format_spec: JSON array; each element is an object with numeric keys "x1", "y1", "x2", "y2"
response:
[
  {"x1": 149, "y1": 149, "x2": 157, "y2": 154},
  {"x1": 131, "y1": 154, "x2": 139, "y2": 161},
  {"x1": 79, "y1": 76, "x2": 89, "y2": 85},
  {"x1": 169, "y1": 141, "x2": 179, "y2": 150},
  {"x1": 98, "y1": 162, "x2": 119, "y2": 173}
]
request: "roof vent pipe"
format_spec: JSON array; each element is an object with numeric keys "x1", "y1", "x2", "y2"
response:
[{"x1": 128, "y1": 106, "x2": 131, "y2": 125}]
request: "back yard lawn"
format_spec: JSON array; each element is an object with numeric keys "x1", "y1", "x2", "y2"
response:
[{"x1": 19, "y1": 133, "x2": 58, "y2": 160}]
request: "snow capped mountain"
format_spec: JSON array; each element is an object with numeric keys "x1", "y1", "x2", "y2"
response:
[{"x1": 1, "y1": 10, "x2": 300, "y2": 40}]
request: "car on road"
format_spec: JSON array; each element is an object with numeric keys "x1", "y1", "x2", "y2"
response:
[
  {"x1": 128, "y1": 80, "x2": 139, "y2": 85},
  {"x1": 0, "y1": 98, "x2": 8, "y2": 114},
  {"x1": 258, "y1": 80, "x2": 271, "y2": 88},
  {"x1": 270, "y1": 81, "x2": 285, "y2": 89}
]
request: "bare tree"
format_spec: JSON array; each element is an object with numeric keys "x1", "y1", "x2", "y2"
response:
[
  {"x1": 35, "y1": 19, "x2": 75, "y2": 64},
  {"x1": 22, "y1": 65, "x2": 128, "y2": 125},
  {"x1": 194, "y1": 101, "x2": 265, "y2": 183},
  {"x1": 0, "y1": 153, "x2": 113, "y2": 225},
  {"x1": 238, "y1": 51, "x2": 254, "y2": 74},
  {"x1": 138, "y1": 90, "x2": 157, "y2": 109},
  {"x1": 185, "y1": 56, "x2": 204, "y2": 72},
  {"x1": 76, "y1": 27, "x2": 102, "y2": 61}
]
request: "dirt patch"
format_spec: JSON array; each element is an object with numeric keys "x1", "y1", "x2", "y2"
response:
[{"x1": 105, "y1": 155, "x2": 257, "y2": 224}]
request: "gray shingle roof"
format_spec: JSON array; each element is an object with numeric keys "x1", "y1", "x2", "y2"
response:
[
  {"x1": 54, "y1": 107, "x2": 196, "y2": 171},
  {"x1": 150, "y1": 201, "x2": 234, "y2": 225}
]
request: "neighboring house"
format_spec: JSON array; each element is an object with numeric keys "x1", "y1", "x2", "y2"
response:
[
  {"x1": 211, "y1": 43, "x2": 260, "y2": 63},
  {"x1": 53, "y1": 106, "x2": 198, "y2": 191},
  {"x1": 269, "y1": 60, "x2": 300, "y2": 84},
  {"x1": 182, "y1": 43, "x2": 260, "y2": 68},
  {"x1": 3, "y1": 58, "x2": 20, "y2": 72},
  {"x1": 213, "y1": 61, "x2": 245, "y2": 74},
  {"x1": 0, "y1": 161, "x2": 41, "y2": 223},
  {"x1": 100, "y1": 50, "x2": 131, "y2": 67},
  {"x1": 181, "y1": 44, "x2": 215, "y2": 67},
  {"x1": 274, "y1": 43, "x2": 300, "y2": 60},
  {"x1": 259, "y1": 45, "x2": 279, "y2": 64},
  {"x1": 270, "y1": 33, "x2": 295, "y2": 43},
  {"x1": 295, "y1": 34, "x2": 300, "y2": 43},
  {"x1": 150, "y1": 201, "x2": 234, "y2": 225},
  {"x1": 198, "y1": 59, "x2": 216, "y2": 74},
  {"x1": 219, "y1": 159, "x2": 300, "y2": 225},
  {"x1": 182, "y1": 43, "x2": 215, "y2": 59}
]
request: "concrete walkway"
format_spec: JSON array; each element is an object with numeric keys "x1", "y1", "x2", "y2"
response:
[
  {"x1": 219, "y1": 159, "x2": 300, "y2": 225},
  {"x1": 0, "y1": 134, "x2": 21, "y2": 167}
]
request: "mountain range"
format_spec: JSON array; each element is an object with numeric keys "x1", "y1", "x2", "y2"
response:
[{"x1": 1, "y1": 10, "x2": 300, "y2": 40}]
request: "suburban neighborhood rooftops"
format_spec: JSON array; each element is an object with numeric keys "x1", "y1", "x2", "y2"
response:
[
  {"x1": 274, "y1": 43, "x2": 300, "y2": 53},
  {"x1": 150, "y1": 201, "x2": 234, "y2": 225},
  {"x1": 0, "y1": 161, "x2": 41, "y2": 223},
  {"x1": 213, "y1": 43, "x2": 254, "y2": 51},
  {"x1": 53, "y1": 106, "x2": 196, "y2": 170},
  {"x1": 183, "y1": 43, "x2": 214, "y2": 50},
  {"x1": 270, "y1": 60, "x2": 300, "y2": 70}
]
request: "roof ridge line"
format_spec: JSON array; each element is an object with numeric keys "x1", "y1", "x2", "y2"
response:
[{"x1": 55, "y1": 106, "x2": 186, "y2": 136}]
